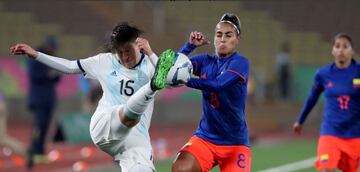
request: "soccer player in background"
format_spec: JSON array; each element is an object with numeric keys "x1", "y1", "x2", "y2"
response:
[
  {"x1": 26, "y1": 35, "x2": 61, "y2": 168},
  {"x1": 293, "y1": 33, "x2": 360, "y2": 172},
  {"x1": 11, "y1": 22, "x2": 175, "y2": 172},
  {"x1": 172, "y1": 13, "x2": 251, "y2": 172}
]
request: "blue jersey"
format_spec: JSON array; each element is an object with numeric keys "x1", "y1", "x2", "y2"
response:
[
  {"x1": 297, "y1": 59, "x2": 360, "y2": 138},
  {"x1": 180, "y1": 42, "x2": 250, "y2": 146},
  {"x1": 27, "y1": 59, "x2": 60, "y2": 108}
]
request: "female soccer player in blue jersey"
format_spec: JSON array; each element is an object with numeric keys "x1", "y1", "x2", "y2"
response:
[
  {"x1": 172, "y1": 13, "x2": 251, "y2": 172},
  {"x1": 293, "y1": 33, "x2": 360, "y2": 172}
]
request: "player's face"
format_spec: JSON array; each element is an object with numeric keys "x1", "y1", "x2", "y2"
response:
[
  {"x1": 332, "y1": 37, "x2": 354, "y2": 68},
  {"x1": 214, "y1": 23, "x2": 240, "y2": 58},
  {"x1": 116, "y1": 42, "x2": 140, "y2": 68}
]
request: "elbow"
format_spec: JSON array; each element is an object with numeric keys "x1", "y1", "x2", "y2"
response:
[
  {"x1": 207, "y1": 80, "x2": 227, "y2": 91},
  {"x1": 213, "y1": 84, "x2": 226, "y2": 92},
  {"x1": 213, "y1": 87, "x2": 222, "y2": 92},
  {"x1": 59, "y1": 65, "x2": 80, "y2": 74}
]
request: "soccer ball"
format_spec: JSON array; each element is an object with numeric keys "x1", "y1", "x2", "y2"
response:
[{"x1": 167, "y1": 53, "x2": 193, "y2": 87}]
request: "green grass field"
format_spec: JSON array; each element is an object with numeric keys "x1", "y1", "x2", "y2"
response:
[{"x1": 99, "y1": 139, "x2": 318, "y2": 172}]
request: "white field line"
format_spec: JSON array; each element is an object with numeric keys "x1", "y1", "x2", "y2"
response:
[{"x1": 259, "y1": 156, "x2": 317, "y2": 172}]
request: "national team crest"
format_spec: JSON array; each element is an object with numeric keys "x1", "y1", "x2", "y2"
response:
[
  {"x1": 320, "y1": 154, "x2": 329, "y2": 162},
  {"x1": 353, "y1": 78, "x2": 360, "y2": 88},
  {"x1": 182, "y1": 141, "x2": 193, "y2": 149}
]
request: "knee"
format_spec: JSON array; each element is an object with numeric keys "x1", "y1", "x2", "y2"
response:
[
  {"x1": 172, "y1": 162, "x2": 191, "y2": 172},
  {"x1": 118, "y1": 108, "x2": 139, "y2": 128},
  {"x1": 171, "y1": 159, "x2": 201, "y2": 172},
  {"x1": 121, "y1": 117, "x2": 140, "y2": 128},
  {"x1": 172, "y1": 151, "x2": 201, "y2": 172}
]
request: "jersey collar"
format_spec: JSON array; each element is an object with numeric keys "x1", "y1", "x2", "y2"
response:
[
  {"x1": 130, "y1": 52, "x2": 145, "y2": 69},
  {"x1": 216, "y1": 52, "x2": 239, "y2": 61},
  {"x1": 332, "y1": 58, "x2": 356, "y2": 71},
  {"x1": 115, "y1": 52, "x2": 145, "y2": 69}
]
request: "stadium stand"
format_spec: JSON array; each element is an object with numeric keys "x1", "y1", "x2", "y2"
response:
[{"x1": 0, "y1": 0, "x2": 346, "y2": 140}]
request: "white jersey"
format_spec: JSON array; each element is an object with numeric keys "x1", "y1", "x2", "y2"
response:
[
  {"x1": 78, "y1": 52, "x2": 156, "y2": 161},
  {"x1": 79, "y1": 52, "x2": 154, "y2": 109},
  {"x1": 35, "y1": 51, "x2": 157, "y2": 171}
]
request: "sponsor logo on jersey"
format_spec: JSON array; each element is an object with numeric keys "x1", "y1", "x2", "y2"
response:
[
  {"x1": 326, "y1": 82, "x2": 333, "y2": 88},
  {"x1": 201, "y1": 73, "x2": 207, "y2": 79}
]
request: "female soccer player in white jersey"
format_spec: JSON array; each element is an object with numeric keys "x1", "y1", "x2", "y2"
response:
[{"x1": 10, "y1": 22, "x2": 175, "y2": 172}]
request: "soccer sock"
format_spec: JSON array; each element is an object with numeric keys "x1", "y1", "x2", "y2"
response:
[{"x1": 124, "y1": 83, "x2": 155, "y2": 119}]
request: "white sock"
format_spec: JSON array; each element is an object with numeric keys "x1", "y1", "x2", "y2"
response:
[{"x1": 124, "y1": 83, "x2": 155, "y2": 119}]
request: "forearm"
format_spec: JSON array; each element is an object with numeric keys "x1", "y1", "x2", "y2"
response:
[
  {"x1": 148, "y1": 53, "x2": 158, "y2": 67},
  {"x1": 178, "y1": 42, "x2": 197, "y2": 55},
  {"x1": 297, "y1": 89, "x2": 322, "y2": 124},
  {"x1": 186, "y1": 78, "x2": 219, "y2": 91},
  {"x1": 297, "y1": 100, "x2": 316, "y2": 124},
  {"x1": 36, "y1": 52, "x2": 82, "y2": 74},
  {"x1": 186, "y1": 72, "x2": 240, "y2": 92}
]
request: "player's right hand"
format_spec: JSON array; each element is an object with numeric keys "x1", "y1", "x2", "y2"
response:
[
  {"x1": 10, "y1": 43, "x2": 38, "y2": 59},
  {"x1": 189, "y1": 31, "x2": 210, "y2": 47},
  {"x1": 293, "y1": 122, "x2": 302, "y2": 135}
]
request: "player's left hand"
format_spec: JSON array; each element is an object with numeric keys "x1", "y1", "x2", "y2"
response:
[
  {"x1": 189, "y1": 31, "x2": 210, "y2": 47},
  {"x1": 136, "y1": 38, "x2": 153, "y2": 56}
]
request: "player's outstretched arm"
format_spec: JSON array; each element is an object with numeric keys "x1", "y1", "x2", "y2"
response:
[
  {"x1": 10, "y1": 43, "x2": 82, "y2": 74},
  {"x1": 293, "y1": 122, "x2": 303, "y2": 135},
  {"x1": 294, "y1": 73, "x2": 324, "y2": 132}
]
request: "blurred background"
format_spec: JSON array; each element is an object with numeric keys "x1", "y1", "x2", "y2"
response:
[{"x1": 0, "y1": 0, "x2": 359, "y2": 171}]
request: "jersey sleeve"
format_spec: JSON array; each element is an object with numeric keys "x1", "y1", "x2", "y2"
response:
[
  {"x1": 189, "y1": 54, "x2": 207, "y2": 76},
  {"x1": 145, "y1": 54, "x2": 156, "y2": 78},
  {"x1": 296, "y1": 70, "x2": 324, "y2": 124},
  {"x1": 178, "y1": 42, "x2": 197, "y2": 56},
  {"x1": 77, "y1": 54, "x2": 102, "y2": 80},
  {"x1": 186, "y1": 56, "x2": 248, "y2": 92},
  {"x1": 186, "y1": 72, "x2": 241, "y2": 92},
  {"x1": 226, "y1": 56, "x2": 249, "y2": 83}
]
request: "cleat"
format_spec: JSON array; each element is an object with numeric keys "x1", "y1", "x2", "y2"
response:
[
  {"x1": 33, "y1": 154, "x2": 50, "y2": 164},
  {"x1": 26, "y1": 151, "x2": 51, "y2": 169},
  {"x1": 151, "y1": 49, "x2": 175, "y2": 90}
]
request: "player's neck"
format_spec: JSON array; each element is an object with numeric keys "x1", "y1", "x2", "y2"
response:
[
  {"x1": 119, "y1": 53, "x2": 141, "y2": 69},
  {"x1": 335, "y1": 59, "x2": 352, "y2": 69},
  {"x1": 217, "y1": 52, "x2": 234, "y2": 58}
]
